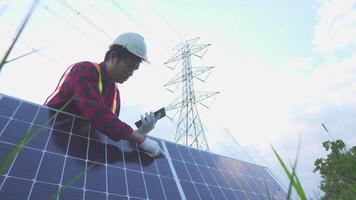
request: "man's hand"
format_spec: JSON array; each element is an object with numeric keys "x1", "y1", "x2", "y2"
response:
[
  {"x1": 137, "y1": 112, "x2": 159, "y2": 135},
  {"x1": 139, "y1": 138, "x2": 165, "y2": 157}
]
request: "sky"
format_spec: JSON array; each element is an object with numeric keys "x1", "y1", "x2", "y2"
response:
[{"x1": 1, "y1": 0, "x2": 356, "y2": 198}]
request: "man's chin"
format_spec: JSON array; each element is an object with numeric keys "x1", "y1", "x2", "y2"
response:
[{"x1": 117, "y1": 78, "x2": 128, "y2": 83}]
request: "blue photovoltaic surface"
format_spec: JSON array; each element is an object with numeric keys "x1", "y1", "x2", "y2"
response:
[{"x1": 0, "y1": 93, "x2": 287, "y2": 200}]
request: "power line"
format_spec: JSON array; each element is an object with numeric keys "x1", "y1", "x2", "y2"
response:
[
  {"x1": 142, "y1": 62, "x2": 169, "y2": 81},
  {"x1": 215, "y1": 134, "x2": 239, "y2": 159},
  {"x1": 89, "y1": 2, "x2": 121, "y2": 28},
  {"x1": 0, "y1": 31, "x2": 61, "y2": 64},
  {"x1": 39, "y1": 2, "x2": 109, "y2": 51},
  {"x1": 104, "y1": 1, "x2": 173, "y2": 82},
  {"x1": 143, "y1": 0, "x2": 184, "y2": 41},
  {"x1": 0, "y1": 0, "x2": 39, "y2": 71},
  {"x1": 42, "y1": 1, "x2": 170, "y2": 83},
  {"x1": 110, "y1": 0, "x2": 150, "y2": 36},
  {"x1": 56, "y1": 0, "x2": 112, "y2": 39},
  {"x1": 110, "y1": 0, "x2": 170, "y2": 51},
  {"x1": 4, "y1": 44, "x2": 52, "y2": 64},
  {"x1": 39, "y1": 2, "x2": 92, "y2": 40},
  {"x1": 222, "y1": 128, "x2": 257, "y2": 164}
]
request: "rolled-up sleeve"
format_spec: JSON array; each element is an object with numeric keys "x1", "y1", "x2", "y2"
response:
[{"x1": 72, "y1": 63, "x2": 133, "y2": 141}]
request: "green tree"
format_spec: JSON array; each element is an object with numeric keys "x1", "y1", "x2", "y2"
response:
[{"x1": 314, "y1": 140, "x2": 356, "y2": 200}]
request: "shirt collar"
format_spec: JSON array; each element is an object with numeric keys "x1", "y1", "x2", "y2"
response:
[{"x1": 99, "y1": 62, "x2": 114, "y2": 84}]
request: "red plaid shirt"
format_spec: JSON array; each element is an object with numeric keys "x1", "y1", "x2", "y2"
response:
[{"x1": 45, "y1": 61, "x2": 133, "y2": 141}]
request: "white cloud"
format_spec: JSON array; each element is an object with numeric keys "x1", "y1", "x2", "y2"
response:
[
  {"x1": 248, "y1": 1, "x2": 356, "y2": 196},
  {"x1": 306, "y1": 52, "x2": 356, "y2": 108},
  {"x1": 313, "y1": 0, "x2": 356, "y2": 53}
]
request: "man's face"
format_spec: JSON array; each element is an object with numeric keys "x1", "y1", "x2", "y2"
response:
[{"x1": 111, "y1": 56, "x2": 140, "y2": 83}]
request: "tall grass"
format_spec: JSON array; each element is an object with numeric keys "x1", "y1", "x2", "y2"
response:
[
  {"x1": 270, "y1": 135, "x2": 308, "y2": 200},
  {"x1": 271, "y1": 145, "x2": 307, "y2": 200}
]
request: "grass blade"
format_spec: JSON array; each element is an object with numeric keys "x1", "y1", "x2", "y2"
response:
[
  {"x1": 0, "y1": 96, "x2": 74, "y2": 175},
  {"x1": 271, "y1": 145, "x2": 307, "y2": 200}
]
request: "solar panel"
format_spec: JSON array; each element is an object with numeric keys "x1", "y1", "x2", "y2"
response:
[{"x1": 0, "y1": 93, "x2": 287, "y2": 200}]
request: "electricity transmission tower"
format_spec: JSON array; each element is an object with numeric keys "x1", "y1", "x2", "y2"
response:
[{"x1": 164, "y1": 37, "x2": 219, "y2": 151}]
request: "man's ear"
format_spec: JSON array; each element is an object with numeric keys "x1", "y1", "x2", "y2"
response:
[{"x1": 109, "y1": 51, "x2": 118, "y2": 64}]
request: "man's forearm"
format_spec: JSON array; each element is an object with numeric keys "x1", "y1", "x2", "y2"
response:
[{"x1": 126, "y1": 130, "x2": 145, "y2": 144}]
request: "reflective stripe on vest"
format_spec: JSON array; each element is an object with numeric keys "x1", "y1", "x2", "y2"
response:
[{"x1": 92, "y1": 63, "x2": 118, "y2": 114}]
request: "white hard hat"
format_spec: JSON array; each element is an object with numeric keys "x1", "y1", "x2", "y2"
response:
[{"x1": 112, "y1": 32, "x2": 147, "y2": 61}]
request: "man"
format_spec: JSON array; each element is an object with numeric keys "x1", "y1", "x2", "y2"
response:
[{"x1": 45, "y1": 32, "x2": 164, "y2": 157}]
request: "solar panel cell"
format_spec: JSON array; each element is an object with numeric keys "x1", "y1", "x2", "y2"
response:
[
  {"x1": 29, "y1": 182, "x2": 59, "y2": 200},
  {"x1": 185, "y1": 162, "x2": 205, "y2": 183},
  {"x1": 245, "y1": 192, "x2": 259, "y2": 200},
  {"x1": 9, "y1": 147, "x2": 42, "y2": 179},
  {"x1": 165, "y1": 141, "x2": 182, "y2": 160},
  {"x1": 199, "y1": 166, "x2": 218, "y2": 186},
  {"x1": 230, "y1": 173, "x2": 243, "y2": 190},
  {"x1": 85, "y1": 190, "x2": 107, "y2": 200},
  {"x1": 26, "y1": 125, "x2": 50, "y2": 150},
  {"x1": 0, "y1": 116, "x2": 9, "y2": 134},
  {"x1": 13, "y1": 102, "x2": 39, "y2": 122},
  {"x1": 124, "y1": 149, "x2": 142, "y2": 172},
  {"x1": 88, "y1": 139, "x2": 106, "y2": 164},
  {"x1": 209, "y1": 185, "x2": 227, "y2": 200},
  {"x1": 47, "y1": 130, "x2": 70, "y2": 154},
  {"x1": 195, "y1": 183, "x2": 214, "y2": 200},
  {"x1": 160, "y1": 176, "x2": 182, "y2": 200},
  {"x1": 189, "y1": 148, "x2": 207, "y2": 166},
  {"x1": 86, "y1": 162, "x2": 106, "y2": 192},
  {"x1": 108, "y1": 194, "x2": 128, "y2": 200},
  {"x1": 72, "y1": 117, "x2": 90, "y2": 136},
  {"x1": 68, "y1": 135, "x2": 88, "y2": 159},
  {"x1": 33, "y1": 107, "x2": 55, "y2": 128},
  {"x1": 37, "y1": 152, "x2": 65, "y2": 184},
  {"x1": 155, "y1": 157, "x2": 173, "y2": 178},
  {"x1": 177, "y1": 145, "x2": 195, "y2": 163},
  {"x1": 221, "y1": 171, "x2": 236, "y2": 188},
  {"x1": 144, "y1": 173, "x2": 166, "y2": 199},
  {"x1": 126, "y1": 170, "x2": 147, "y2": 198},
  {"x1": 200, "y1": 151, "x2": 218, "y2": 169},
  {"x1": 0, "y1": 177, "x2": 32, "y2": 200},
  {"x1": 0, "y1": 142, "x2": 14, "y2": 174},
  {"x1": 139, "y1": 151, "x2": 158, "y2": 175},
  {"x1": 107, "y1": 166, "x2": 127, "y2": 195},
  {"x1": 211, "y1": 168, "x2": 229, "y2": 188},
  {"x1": 221, "y1": 188, "x2": 238, "y2": 199},
  {"x1": 236, "y1": 174, "x2": 254, "y2": 192},
  {"x1": 53, "y1": 112, "x2": 73, "y2": 132},
  {"x1": 250, "y1": 177, "x2": 264, "y2": 194},
  {"x1": 0, "y1": 119, "x2": 31, "y2": 144},
  {"x1": 58, "y1": 186, "x2": 83, "y2": 200},
  {"x1": 0, "y1": 96, "x2": 20, "y2": 117},
  {"x1": 107, "y1": 144, "x2": 125, "y2": 168},
  {"x1": 62, "y1": 157, "x2": 86, "y2": 188},
  {"x1": 172, "y1": 159, "x2": 191, "y2": 181},
  {"x1": 234, "y1": 189, "x2": 249, "y2": 199},
  {"x1": 256, "y1": 193, "x2": 269, "y2": 200},
  {"x1": 180, "y1": 180, "x2": 200, "y2": 200}
]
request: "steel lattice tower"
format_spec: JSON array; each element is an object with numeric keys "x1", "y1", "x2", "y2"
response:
[{"x1": 164, "y1": 38, "x2": 218, "y2": 151}]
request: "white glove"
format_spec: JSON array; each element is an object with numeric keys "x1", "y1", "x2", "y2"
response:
[
  {"x1": 137, "y1": 112, "x2": 159, "y2": 135},
  {"x1": 139, "y1": 138, "x2": 165, "y2": 157}
]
